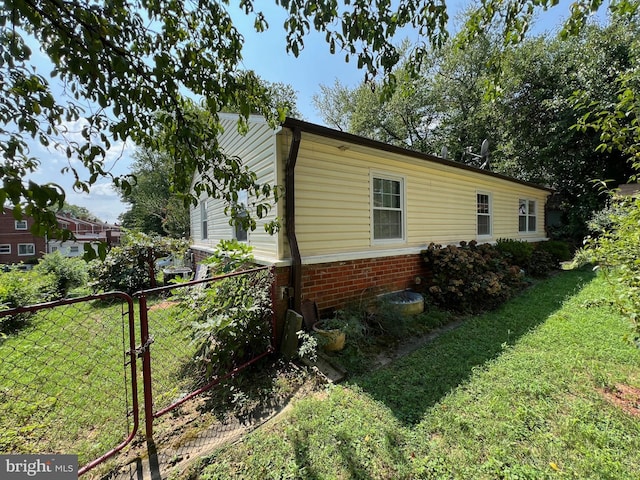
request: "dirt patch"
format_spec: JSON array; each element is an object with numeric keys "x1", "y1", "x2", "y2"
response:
[
  {"x1": 599, "y1": 384, "x2": 640, "y2": 418},
  {"x1": 148, "y1": 300, "x2": 180, "y2": 311}
]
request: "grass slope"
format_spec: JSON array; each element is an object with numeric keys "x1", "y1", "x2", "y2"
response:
[{"x1": 193, "y1": 269, "x2": 640, "y2": 479}]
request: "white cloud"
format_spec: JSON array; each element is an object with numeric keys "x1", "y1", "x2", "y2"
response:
[
  {"x1": 25, "y1": 119, "x2": 135, "y2": 224},
  {"x1": 88, "y1": 182, "x2": 118, "y2": 197},
  {"x1": 66, "y1": 186, "x2": 127, "y2": 224}
]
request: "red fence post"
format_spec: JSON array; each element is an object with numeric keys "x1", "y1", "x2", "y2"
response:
[{"x1": 138, "y1": 294, "x2": 154, "y2": 440}]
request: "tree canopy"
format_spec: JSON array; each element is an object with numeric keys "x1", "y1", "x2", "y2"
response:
[
  {"x1": 118, "y1": 148, "x2": 192, "y2": 238},
  {"x1": 55, "y1": 201, "x2": 99, "y2": 222},
  {"x1": 314, "y1": 13, "x2": 640, "y2": 242},
  {"x1": 1, "y1": 0, "x2": 636, "y2": 237}
]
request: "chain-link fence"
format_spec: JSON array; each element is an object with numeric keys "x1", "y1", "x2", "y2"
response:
[
  {"x1": 0, "y1": 293, "x2": 139, "y2": 476},
  {"x1": 136, "y1": 266, "x2": 276, "y2": 439},
  {"x1": 0, "y1": 267, "x2": 276, "y2": 477}
]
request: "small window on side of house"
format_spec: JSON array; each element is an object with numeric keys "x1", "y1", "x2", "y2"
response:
[
  {"x1": 70, "y1": 245, "x2": 79, "y2": 254},
  {"x1": 519, "y1": 199, "x2": 537, "y2": 233},
  {"x1": 477, "y1": 193, "x2": 492, "y2": 236},
  {"x1": 200, "y1": 201, "x2": 208, "y2": 240},
  {"x1": 372, "y1": 174, "x2": 405, "y2": 242},
  {"x1": 15, "y1": 220, "x2": 27, "y2": 230},
  {"x1": 0, "y1": 244, "x2": 11, "y2": 254}
]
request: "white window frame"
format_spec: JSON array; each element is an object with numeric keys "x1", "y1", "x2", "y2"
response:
[
  {"x1": 70, "y1": 245, "x2": 80, "y2": 254},
  {"x1": 519, "y1": 199, "x2": 537, "y2": 233},
  {"x1": 200, "y1": 201, "x2": 208, "y2": 240},
  {"x1": 18, "y1": 243, "x2": 35, "y2": 256},
  {"x1": 371, "y1": 172, "x2": 406, "y2": 244},
  {"x1": 15, "y1": 220, "x2": 27, "y2": 230},
  {"x1": 476, "y1": 192, "x2": 492, "y2": 238},
  {"x1": 0, "y1": 244, "x2": 11, "y2": 254}
]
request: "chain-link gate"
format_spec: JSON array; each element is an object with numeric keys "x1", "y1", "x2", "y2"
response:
[
  {"x1": 135, "y1": 266, "x2": 276, "y2": 439},
  {"x1": 0, "y1": 293, "x2": 139, "y2": 476},
  {"x1": 1, "y1": 267, "x2": 277, "y2": 476}
]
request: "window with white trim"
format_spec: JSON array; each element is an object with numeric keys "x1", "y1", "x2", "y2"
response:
[
  {"x1": 200, "y1": 201, "x2": 208, "y2": 240},
  {"x1": 0, "y1": 244, "x2": 10, "y2": 254},
  {"x1": 70, "y1": 245, "x2": 80, "y2": 254},
  {"x1": 372, "y1": 174, "x2": 404, "y2": 241},
  {"x1": 234, "y1": 190, "x2": 248, "y2": 242},
  {"x1": 519, "y1": 199, "x2": 537, "y2": 232},
  {"x1": 15, "y1": 220, "x2": 27, "y2": 230},
  {"x1": 477, "y1": 193, "x2": 492, "y2": 236},
  {"x1": 18, "y1": 243, "x2": 35, "y2": 256}
]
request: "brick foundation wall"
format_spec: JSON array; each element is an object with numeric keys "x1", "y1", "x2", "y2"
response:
[
  {"x1": 301, "y1": 254, "x2": 428, "y2": 315},
  {"x1": 190, "y1": 247, "x2": 429, "y2": 349},
  {"x1": 190, "y1": 247, "x2": 211, "y2": 266}
]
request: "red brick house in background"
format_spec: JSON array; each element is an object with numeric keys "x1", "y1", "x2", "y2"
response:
[
  {"x1": 0, "y1": 207, "x2": 47, "y2": 264},
  {"x1": 0, "y1": 207, "x2": 121, "y2": 264},
  {"x1": 50, "y1": 212, "x2": 122, "y2": 257}
]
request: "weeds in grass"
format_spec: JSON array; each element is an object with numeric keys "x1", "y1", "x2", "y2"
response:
[
  {"x1": 322, "y1": 300, "x2": 455, "y2": 377},
  {"x1": 193, "y1": 268, "x2": 640, "y2": 479}
]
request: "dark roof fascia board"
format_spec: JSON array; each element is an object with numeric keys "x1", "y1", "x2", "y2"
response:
[{"x1": 282, "y1": 117, "x2": 553, "y2": 193}]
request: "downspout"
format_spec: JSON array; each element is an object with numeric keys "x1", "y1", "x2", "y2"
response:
[{"x1": 285, "y1": 127, "x2": 302, "y2": 312}]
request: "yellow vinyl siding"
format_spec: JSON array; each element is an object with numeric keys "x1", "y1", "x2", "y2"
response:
[
  {"x1": 190, "y1": 114, "x2": 281, "y2": 262},
  {"x1": 292, "y1": 132, "x2": 550, "y2": 257},
  {"x1": 193, "y1": 117, "x2": 550, "y2": 264},
  {"x1": 294, "y1": 143, "x2": 371, "y2": 254}
]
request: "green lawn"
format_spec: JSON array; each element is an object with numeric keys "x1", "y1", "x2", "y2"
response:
[
  {"x1": 0, "y1": 294, "x2": 199, "y2": 473},
  {"x1": 0, "y1": 298, "x2": 136, "y2": 464},
  {"x1": 192, "y1": 269, "x2": 640, "y2": 479}
]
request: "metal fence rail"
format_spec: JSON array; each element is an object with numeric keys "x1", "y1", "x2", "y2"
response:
[
  {"x1": 0, "y1": 293, "x2": 139, "y2": 476},
  {"x1": 135, "y1": 266, "x2": 276, "y2": 439},
  {"x1": 0, "y1": 266, "x2": 276, "y2": 476}
]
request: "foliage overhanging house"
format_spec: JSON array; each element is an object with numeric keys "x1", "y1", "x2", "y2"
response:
[{"x1": 190, "y1": 114, "x2": 552, "y2": 321}]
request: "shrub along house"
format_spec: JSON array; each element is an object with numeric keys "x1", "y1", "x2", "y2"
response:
[{"x1": 190, "y1": 114, "x2": 552, "y2": 324}]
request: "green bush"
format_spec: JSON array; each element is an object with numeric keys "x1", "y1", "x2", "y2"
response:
[
  {"x1": 526, "y1": 249, "x2": 557, "y2": 278},
  {"x1": 577, "y1": 195, "x2": 640, "y2": 335},
  {"x1": 495, "y1": 238, "x2": 534, "y2": 267},
  {"x1": 88, "y1": 245, "x2": 151, "y2": 294},
  {"x1": 0, "y1": 269, "x2": 56, "y2": 334},
  {"x1": 201, "y1": 239, "x2": 255, "y2": 275},
  {"x1": 88, "y1": 231, "x2": 189, "y2": 294},
  {"x1": 422, "y1": 241, "x2": 524, "y2": 313},
  {"x1": 188, "y1": 269, "x2": 273, "y2": 381},
  {"x1": 34, "y1": 251, "x2": 88, "y2": 299},
  {"x1": 536, "y1": 240, "x2": 572, "y2": 264}
]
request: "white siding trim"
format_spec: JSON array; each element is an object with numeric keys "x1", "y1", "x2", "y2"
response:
[{"x1": 299, "y1": 237, "x2": 549, "y2": 265}]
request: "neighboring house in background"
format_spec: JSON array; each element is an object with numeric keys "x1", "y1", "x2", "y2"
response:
[
  {"x1": 0, "y1": 208, "x2": 122, "y2": 264},
  {"x1": 49, "y1": 213, "x2": 122, "y2": 257},
  {"x1": 0, "y1": 207, "x2": 47, "y2": 264},
  {"x1": 190, "y1": 114, "x2": 553, "y2": 323}
]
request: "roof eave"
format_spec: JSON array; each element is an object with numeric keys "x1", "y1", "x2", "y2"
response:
[{"x1": 282, "y1": 117, "x2": 554, "y2": 194}]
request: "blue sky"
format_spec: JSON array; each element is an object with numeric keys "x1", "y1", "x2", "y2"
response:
[{"x1": 22, "y1": 1, "x2": 608, "y2": 224}]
